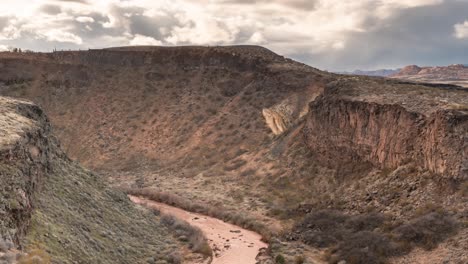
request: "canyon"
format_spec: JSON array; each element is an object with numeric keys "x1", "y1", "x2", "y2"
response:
[{"x1": 0, "y1": 46, "x2": 466, "y2": 263}]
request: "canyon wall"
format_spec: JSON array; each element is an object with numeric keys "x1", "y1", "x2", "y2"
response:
[{"x1": 304, "y1": 93, "x2": 467, "y2": 179}]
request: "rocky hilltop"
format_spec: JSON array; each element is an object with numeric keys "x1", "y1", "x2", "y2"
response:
[
  {"x1": 390, "y1": 64, "x2": 468, "y2": 87},
  {"x1": 0, "y1": 96, "x2": 180, "y2": 263},
  {"x1": 0, "y1": 46, "x2": 467, "y2": 263}
]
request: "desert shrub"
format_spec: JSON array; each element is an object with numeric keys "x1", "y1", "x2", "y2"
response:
[
  {"x1": 166, "y1": 251, "x2": 183, "y2": 264},
  {"x1": 298, "y1": 210, "x2": 348, "y2": 247},
  {"x1": 344, "y1": 212, "x2": 385, "y2": 232},
  {"x1": 333, "y1": 231, "x2": 398, "y2": 264},
  {"x1": 160, "y1": 214, "x2": 212, "y2": 258},
  {"x1": 296, "y1": 209, "x2": 458, "y2": 264},
  {"x1": 149, "y1": 207, "x2": 161, "y2": 216},
  {"x1": 393, "y1": 211, "x2": 457, "y2": 250},
  {"x1": 234, "y1": 148, "x2": 248, "y2": 157},
  {"x1": 275, "y1": 254, "x2": 286, "y2": 264},
  {"x1": 294, "y1": 255, "x2": 305, "y2": 264},
  {"x1": 206, "y1": 108, "x2": 217, "y2": 115},
  {"x1": 240, "y1": 169, "x2": 256, "y2": 177},
  {"x1": 223, "y1": 159, "x2": 247, "y2": 171}
]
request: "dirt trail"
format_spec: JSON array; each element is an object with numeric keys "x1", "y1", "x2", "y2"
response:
[{"x1": 129, "y1": 195, "x2": 268, "y2": 264}]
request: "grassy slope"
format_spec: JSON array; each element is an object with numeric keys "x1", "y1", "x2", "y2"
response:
[{"x1": 0, "y1": 97, "x2": 180, "y2": 264}]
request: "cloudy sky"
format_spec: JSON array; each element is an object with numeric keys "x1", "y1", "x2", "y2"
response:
[{"x1": 0, "y1": 0, "x2": 467, "y2": 71}]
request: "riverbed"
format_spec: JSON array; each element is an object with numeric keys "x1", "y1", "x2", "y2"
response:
[{"x1": 129, "y1": 195, "x2": 268, "y2": 264}]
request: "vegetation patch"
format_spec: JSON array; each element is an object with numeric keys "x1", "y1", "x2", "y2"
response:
[
  {"x1": 159, "y1": 213, "x2": 212, "y2": 258},
  {"x1": 293, "y1": 209, "x2": 458, "y2": 264}
]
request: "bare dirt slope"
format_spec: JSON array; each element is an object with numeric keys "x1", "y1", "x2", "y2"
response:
[{"x1": 1, "y1": 46, "x2": 467, "y2": 263}]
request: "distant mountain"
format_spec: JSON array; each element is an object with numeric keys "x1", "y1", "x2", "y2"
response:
[
  {"x1": 390, "y1": 64, "x2": 468, "y2": 87},
  {"x1": 338, "y1": 68, "x2": 400, "y2": 77}
]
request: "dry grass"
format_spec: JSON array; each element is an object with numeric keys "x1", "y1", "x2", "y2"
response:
[{"x1": 159, "y1": 214, "x2": 212, "y2": 258}]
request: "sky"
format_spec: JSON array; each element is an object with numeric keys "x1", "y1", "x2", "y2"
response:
[{"x1": 0, "y1": 0, "x2": 467, "y2": 71}]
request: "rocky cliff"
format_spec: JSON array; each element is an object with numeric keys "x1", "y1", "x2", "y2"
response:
[
  {"x1": 0, "y1": 96, "x2": 179, "y2": 263},
  {"x1": 304, "y1": 77, "x2": 468, "y2": 179}
]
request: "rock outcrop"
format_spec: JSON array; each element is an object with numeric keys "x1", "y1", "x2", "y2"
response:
[
  {"x1": 0, "y1": 97, "x2": 53, "y2": 246},
  {"x1": 303, "y1": 78, "x2": 468, "y2": 179},
  {"x1": 263, "y1": 87, "x2": 323, "y2": 135},
  {"x1": 263, "y1": 107, "x2": 290, "y2": 135}
]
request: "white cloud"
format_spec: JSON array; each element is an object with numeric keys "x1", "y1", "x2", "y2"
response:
[
  {"x1": 454, "y1": 20, "x2": 468, "y2": 39},
  {"x1": 0, "y1": 0, "x2": 448, "y2": 49},
  {"x1": 248, "y1": 32, "x2": 266, "y2": 44},
  {"x1": 130, "y1": 34, "x2": 162, "y2": 45},
  {"x1": 0, "y1": 0, "x2": 463, "y2": 70},
  {"x1": 76, "y1": 16, "x2": 94, "y2": 23},
  {"x1": 0, "y1": 44, "x2": 9, "y2": 51},
  {"x1": 41, "y1": 29, "x2": 83, "y2": 44}
]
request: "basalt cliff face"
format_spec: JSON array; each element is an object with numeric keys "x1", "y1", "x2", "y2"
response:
[{"x1": 304, "y1": 81, "x2": 468, "y2": 179}]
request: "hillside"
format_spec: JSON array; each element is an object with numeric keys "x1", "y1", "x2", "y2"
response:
[
  {"x1": 1, "y1": 46, "x2": 467, "y2": 263},
  {"x1": 390, "y1": 64, "x2": 468, "y2": 87},
  {"x1": 0, "y1": 46, "x2": 327, "y2": 171},
  {"x1": 0, "y1": 96, "x2": 182, "y2": 263}
]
